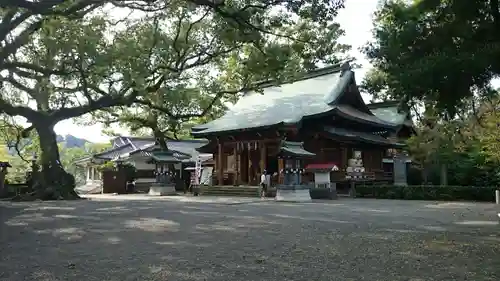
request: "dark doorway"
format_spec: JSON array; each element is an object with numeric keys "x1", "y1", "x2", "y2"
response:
[
  {"x1": 241, "y1": 147, "x2": 249, "y2": 183},
  {"x1": 102, "y1": 170, "x2": 127, "y2": 194},
  {"x1": 267, "y1": 156, "x2": 279, "y2": 174}
]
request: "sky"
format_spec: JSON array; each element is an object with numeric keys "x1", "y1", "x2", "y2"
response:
[{"x1": 53, "y1": 0, "x2": 380, "y2": 143}]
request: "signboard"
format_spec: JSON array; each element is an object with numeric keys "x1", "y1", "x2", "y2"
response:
[
  {"x1": 200, "y1": 167, "x2": 213, "y2": 185},
  {"x1": 194, "y1": 156, "x2": 202, "y2": 185}
]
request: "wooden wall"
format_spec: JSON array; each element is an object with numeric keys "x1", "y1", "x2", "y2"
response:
[{"x1": 210, "y1": 134, "x2": 390, "y2": 185}]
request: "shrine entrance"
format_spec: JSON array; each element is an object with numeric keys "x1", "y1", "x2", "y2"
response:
[
  {"x1": 267, "y1": 156, "x2": 279, "y2": 175},
  {"x1": 248, "y1": 149, "x2": 260, "y2": 185}
]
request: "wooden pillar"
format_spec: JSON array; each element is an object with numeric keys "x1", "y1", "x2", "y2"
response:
[
  {"x1": 368, "y1": 150, "x2": 373, "y2": 171},
  {"x1": 234, "y1": 143, "x2": 239, "y2": 186},
  {"x1": 237, "y1": 146, "x2": 242, "y2": 185},
  {"x1": 381, "y1": 150, "x2": 385, "y2": 169},
  {"x1": 278, "y1": 158, "x2": 284, "y2": 184},
  {"x1": 341, "y1": 146, "x2": 348, "y2": 169},
  {"x1": 260, "y1": 142, "x2": 267, "y2": 172},
  {"x1": 319, "y1": 138, "x2": 325, "y2": 162},
  {"x1": 217, "y1": 143, "x2": 223, "y2": 185},
  {"x1": 0, "y1": 167, "x2": 6, "y2": 193},
  {"x1": 247, "y1": 143, "x2": 252, "y2": 184}
]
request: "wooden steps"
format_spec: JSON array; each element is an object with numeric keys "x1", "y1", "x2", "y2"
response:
[{"x1": 200, "y1": 186, "x2": 260, "y2": 197}]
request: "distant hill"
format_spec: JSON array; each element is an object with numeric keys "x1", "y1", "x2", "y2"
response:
[
  {"x1": 57, "y1": 134, "x2": 90, "y2": 148},
  {"x1": 6, "y1": 134, "x2": 91, "y2": 155}
]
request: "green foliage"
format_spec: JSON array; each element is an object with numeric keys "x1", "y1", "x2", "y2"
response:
[
  {"x1": 476, "y1": 110, "x2": 500, "y2": 163},
  {"x1": 97, "y1": 161, "x2": 116, "y2": 172},
  {"x1": 362, "y1": 0, "x2": 500, "y2": 186},
  {"x1": 59, "y1": 142, "x2": 111, "y2": 186},
  {"x1": 363, "y1": 0, "x2": 500, "y2": 117},
  {"x1": 356, "y1": 184, "x2": 497, "y2": 202},
  {"x1": 397, "y1": 92, "x2": 500, "y2": 186},
  {"x1": 0, "y1": 116, "x2": 40, "y2": 183},
  {"x1": 1, "y1": 2, "x2": 350, "y2": 196},
  {"x1": 88, "y1": 2, "x2": 351, "y2": 140},
  {"x1": 0, "y1": 114, "x2": 111, "y2": 185}
]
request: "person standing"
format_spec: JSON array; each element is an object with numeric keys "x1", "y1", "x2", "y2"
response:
[{"x1": 260, "y1": 169, "x2": 267, "y2": 198}]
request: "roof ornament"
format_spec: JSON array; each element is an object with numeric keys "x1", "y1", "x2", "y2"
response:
[{"x1": 339, "y1": 59, "x2": 354, "y2": 76}]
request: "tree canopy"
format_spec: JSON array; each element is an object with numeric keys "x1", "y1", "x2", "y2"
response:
[
  {"x1": 90, "y1": 2, "x2": 350, "y2": 143},
  {"x1": 0, "y1": 0, "x2": 349, "y2": 198},
  {"x1": 362, "y1": 0, "x2": 500, "y2": 117},
  {"x1": 362, "y1": 0, "x2": 500, "y2": 185}
]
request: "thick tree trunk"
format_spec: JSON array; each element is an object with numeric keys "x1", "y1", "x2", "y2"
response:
[
  {"x1": 0, "y1": 169, "x2": 7, "y2": 198},
  {"x1": 153, "y1": 130, "x2": 168, "y2": 150},
  {"x1": 34, "y1": 121, "x2": 79, "y2": 200},
  {"x1": 422, "y1": 166, "x2": 429, "y2": 184}
]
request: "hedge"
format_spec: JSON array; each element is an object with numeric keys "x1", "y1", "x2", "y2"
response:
[
  {"x1": 355, "y1": 184, "x2": 497, "y2": 202},
  {"x1": 309, "y1": 188, "x2": 337, "y2": 199}
]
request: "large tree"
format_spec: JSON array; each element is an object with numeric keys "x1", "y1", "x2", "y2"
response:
[
  {"x1": 0, "y1": 0, "x2": 347, "y2": 199},
  {"x1": 92, "y1": 8, "x2": 350, "y2": 144},
  {"x1": 362, "y1": 0, "x2": 500, "y2": 117},
  {"x1": 362, "y1": 0, "x2": 500, "y2": 185}
]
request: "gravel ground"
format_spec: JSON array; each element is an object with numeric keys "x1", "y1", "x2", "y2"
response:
[{"x1": 0, "y1": 197, "x2": 499, "y2": 281}]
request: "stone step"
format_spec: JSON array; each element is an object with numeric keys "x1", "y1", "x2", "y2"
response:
[
  {"x1": 202, "y1": 189, "x2": 259, "y2": 194},
  {"x1": 202, "y1": 188, "x2": 258, "y2": 193},
  {"x1": 200, "y1": 186, "x2": 260, "y2": 197},
  {"x1": 201, "y1": 192, "x2": 259, "y2": 197}
]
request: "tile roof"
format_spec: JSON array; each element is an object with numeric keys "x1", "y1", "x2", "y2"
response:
[
  {"x1": 305, "y1": 163, "x2": 339, "y2": 171},
  {"x1": 367, "y1": 101, "x2": 413, "y2": 127},
  {"x1": 132, "y1": 147, "x2": 192, "y2": 162},
  {"x1": 93, "y1": 143, "x2": 136, "y2": 160},
  {"x1": 323, "y1": 127, "x2": 404, "y2": 148},
  {"x1": 151, "y1": 150, "x2": 190, "y2": 163},
  {"x1": 278, "y1": 141, "x2": 315, "y2": 158},
  {"x1": 192, "y1": 64, "x2": 397, "y2": 135},
  {"x1": 124, "y1": 139, "x2": 209, "y2": 163},
  {"x1": 82, "y1": 137, "x2": 209, "y2": 164}
]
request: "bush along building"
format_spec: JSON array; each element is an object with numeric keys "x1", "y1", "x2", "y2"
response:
[
  {"x1": 192, "y1": 62, "x2": 413, "y2": 197},
  {"x1": 74, "y1": 136, "x2": 212, "y2": 194}
]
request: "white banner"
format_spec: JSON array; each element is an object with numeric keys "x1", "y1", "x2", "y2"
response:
[{"x1": 194, "y1": 156, "x2": 202, "y2": 185}]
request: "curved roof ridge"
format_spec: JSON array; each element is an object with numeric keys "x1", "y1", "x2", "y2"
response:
[{"x1": 249, "y1": 61, "x2": 352, "y2": 91}]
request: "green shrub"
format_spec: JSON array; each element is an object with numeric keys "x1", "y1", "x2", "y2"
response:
[
  {"x1": 309, "y1": 188, "x2": 336, "y2": 199},
  {"x1": 356, "y1": 184, "x2": 497, "y2": 202}
]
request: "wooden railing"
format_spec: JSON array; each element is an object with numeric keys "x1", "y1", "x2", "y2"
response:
[
  {"x1": 5, "y1": 183, "x2": 30, "y2": 195},
  {"x1": 331, "y1": 170, "x2": 392, "y2": 182},
  {"x1": 211, "y1": 170, "x2": 394, "y2": 185}
]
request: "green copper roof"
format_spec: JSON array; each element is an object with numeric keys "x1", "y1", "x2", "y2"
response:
[
  {"x1": 278, "y1": 141, "x2": 315, "y2": 158},
  {"x1": 324, "y1": 127, "x2": 404, "y2": 148},
  {"x1": 147, "y1": 149, "x2": 191, "y2": 163},
  {"x1": 367, "y1": 101, "x2": 413, "y2": 126},
  {"x1": 192, "y1": 64, "x2": 397, "y2": 135}
]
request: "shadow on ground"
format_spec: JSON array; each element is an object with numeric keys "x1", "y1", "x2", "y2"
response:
[{"x1": 0, "y1": 198, "x2": 499, "y2": 281}]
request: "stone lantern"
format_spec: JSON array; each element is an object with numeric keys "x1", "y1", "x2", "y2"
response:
[
  {"x1": 0, "y1": 161, "x2": 11, "y2": 196},
  {"x1": 146, "y1": 144, "x2": 190, "y2": 196},
  {"x1": 275, "y1": 141, "x2": 315, "y2": 202}
]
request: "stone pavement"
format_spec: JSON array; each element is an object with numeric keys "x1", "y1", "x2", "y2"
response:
[
  {"x1": 0, "y1": 198, "x2": 499, "y2": 281},
  {"x1": 81, "y1": 193, "x2": 273, "y2": 204}
]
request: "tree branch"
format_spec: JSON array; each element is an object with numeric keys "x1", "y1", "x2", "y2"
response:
[
  {"x1": 491, "y1": 0, "x2": 500, "y2": 25},
  {"x1": 134, "y1": 85, "x2": 250, "y2": 120},
  {"x1": 51, "y1": 75, "x2": 166, "y2": 122}
]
